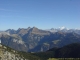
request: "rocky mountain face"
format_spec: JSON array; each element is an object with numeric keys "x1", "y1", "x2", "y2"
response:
[
  {"x1": 0, "y1": 27, "x2": 80, "y2": 52},
  {"x1": 0, "y1": 44, "x2": 42, "y2": 60},
  {"x1": 29, "y1": 32, "x2": 80, "y2": 52},
  {"x1": 0, "y1": 34, "x2": 28, "y2": 52},
  {"x1": 0, "y1": 44, "x2": 27, "y2": 60}
]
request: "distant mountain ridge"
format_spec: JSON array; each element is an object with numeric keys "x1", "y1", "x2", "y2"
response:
[
  {"x1": 46, "y1": 27, "x2": 80, "y2": 35},
  {"x1": 0, "y1": 27, "x2": 80, "y2": 52}
]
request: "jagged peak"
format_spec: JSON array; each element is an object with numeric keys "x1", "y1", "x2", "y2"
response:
[
  {"x1": 18, "y1": 28, "x2": 25, "y2": 30},
  {"x1": 32, "y1": 26, "x2": 38, "y2": 29},
  {"x1": 59, "y1": 26, "x2": 67, "y2": 30},
  {"x1": 27, "y1": 26, "x2": 31, "y2": 29},
  {"x1": 31, "y1": 27, "x2": 39, "y2": 31}
]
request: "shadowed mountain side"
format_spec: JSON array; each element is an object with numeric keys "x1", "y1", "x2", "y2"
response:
[{"x1": 32, "y1": 43, "x2": 80, "y2": 59}]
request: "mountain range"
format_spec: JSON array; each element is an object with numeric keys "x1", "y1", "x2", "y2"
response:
[{"x1": 0, "y1": 27, "x2": 80, "y2": 52}]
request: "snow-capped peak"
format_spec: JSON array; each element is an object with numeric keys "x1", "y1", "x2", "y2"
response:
[{"x1": 59, "y1": 26, "x2": 67, "y2": 30}]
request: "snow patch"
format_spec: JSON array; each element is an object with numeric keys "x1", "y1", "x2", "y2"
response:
[
  {"x1": 13, "y1": 39, "x2": 24, "y2": 44},
  {"x1": 18, "y1": 40, "x2": 24, "y2": 44}
]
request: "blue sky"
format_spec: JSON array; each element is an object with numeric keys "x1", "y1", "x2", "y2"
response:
[{"x1": 0, "y1": 0, "x2": 80, "y2": 30}]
